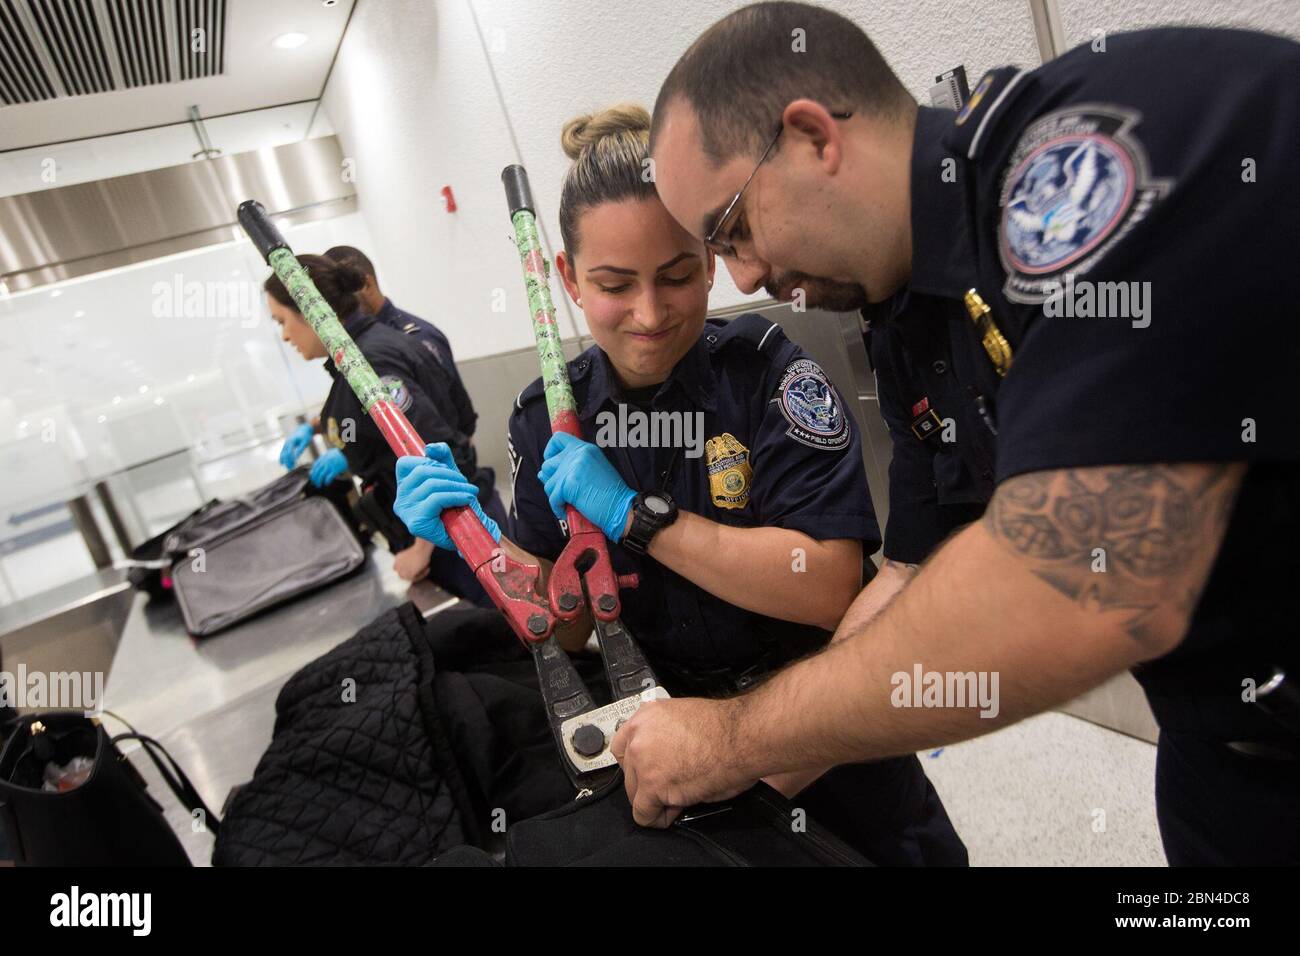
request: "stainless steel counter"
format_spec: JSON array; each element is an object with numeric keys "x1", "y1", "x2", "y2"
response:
[{"x1": 104, "y1": 550, "x2": 458, "y2": 865}]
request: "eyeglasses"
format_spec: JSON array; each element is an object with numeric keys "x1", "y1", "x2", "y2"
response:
[{"x1": 704, "y1": 111, "x2": 853, "y2": 259}]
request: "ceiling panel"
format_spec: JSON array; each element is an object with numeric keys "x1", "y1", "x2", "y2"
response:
[{"x1": 0, "y1": 0, "x2": 351, "y2": 151}]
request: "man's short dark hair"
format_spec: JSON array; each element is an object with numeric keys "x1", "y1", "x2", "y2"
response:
[
  {"x1": 324, "y1": 245, "x2": 376, "y2": 280},
  {"x1": 651, "y1": 1, "x2": 913, "y2": 165}
]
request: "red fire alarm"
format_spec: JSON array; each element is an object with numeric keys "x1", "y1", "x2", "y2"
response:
[{"x1": 441, "y1": 186, "x2": 457, "y2": 213}]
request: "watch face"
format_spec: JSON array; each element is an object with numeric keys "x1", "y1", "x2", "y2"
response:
[{"x1": 644, "y1": 495, "x2": 672, "y2": 516}]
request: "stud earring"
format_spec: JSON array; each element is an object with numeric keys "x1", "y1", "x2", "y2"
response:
[{"x1": 576, "y1": 298, "x2": 583, "y2": 306}]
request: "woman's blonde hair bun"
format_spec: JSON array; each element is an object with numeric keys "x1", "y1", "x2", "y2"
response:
[{"x1": 560, "y1": 103, "x2": 651, "y2": 161}]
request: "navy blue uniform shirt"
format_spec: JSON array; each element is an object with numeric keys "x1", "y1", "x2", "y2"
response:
[
  {"x1": 320, "y1": 311, "x2": 482, "y2": 523},
  {"x1": 375, "y1": 298, "x2": 478, "y2": 439},
  {"x1": 923, "y1": 28, "x2": 1299, "y2": 729},
  {"x1": 507, "y1": 314, "x2": 880, "y2": 694}
]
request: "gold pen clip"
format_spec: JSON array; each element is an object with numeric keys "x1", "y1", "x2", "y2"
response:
[{"x1": 963, "y1": 289, "x2": 1012, "y2": 378}]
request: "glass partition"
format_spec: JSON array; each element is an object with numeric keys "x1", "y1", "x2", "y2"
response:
[{"x1": 0, "y1": 212, "x2": 375, "y2": 607}]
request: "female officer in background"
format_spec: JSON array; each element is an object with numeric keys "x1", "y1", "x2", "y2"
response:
[
  {"x1": 264, "y1": 254, "x2": 503, "y2": 607},
  {"x1": 392, "y1": 105, "x2": 966, "y2": 864}
]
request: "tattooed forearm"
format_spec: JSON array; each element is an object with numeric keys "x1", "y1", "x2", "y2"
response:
[{"x1": 983, "y1": 463, "x2": 1245, "y2": 648}]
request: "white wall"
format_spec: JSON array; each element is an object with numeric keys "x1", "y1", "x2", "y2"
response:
[{"x1": 1058, "y1": 0, "x2": 1300, "y2": 46}]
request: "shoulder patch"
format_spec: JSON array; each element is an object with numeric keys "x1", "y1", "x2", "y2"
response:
[
  {"x1": 380, "y1": 375, "x2": 413, "y2": 413},
  {"x1": 773, "y1": 359, "x2": 849, "y2": 450},
  {"x1": 998, "y1": 103, "x2": 1173, "y2": 304}
]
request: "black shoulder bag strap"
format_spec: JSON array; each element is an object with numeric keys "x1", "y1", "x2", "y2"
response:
[{"x1": 111, "y1": 732, "x2": 222, "y2": 837}]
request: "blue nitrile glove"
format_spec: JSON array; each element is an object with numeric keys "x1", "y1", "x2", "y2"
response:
[
  {"x1": 538, "y1": 432, "x2": 636, "y2": 542},
  {"x1": 309, "y1": 447, "x2": 349, "y2": 487},
  {"x1": 280, "y1": 422, "x2": 314, "y2": 469},
  {"x1": 394, "y1": 442, "x2": 499, "y2": 553}
]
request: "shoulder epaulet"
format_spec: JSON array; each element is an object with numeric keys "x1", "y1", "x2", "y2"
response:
[
  {"x1": 514, "y1": 376, "x2": 545, "y2": 411},
  {"x1": 513, "y1": 346, "x2": 597, "y2": 410},
  {"x1": 709, "y1": 312, "x2": 785, "y2": 356},
  {"x1": 945, "y1": 65, "x2": 1030, "y2": 160}
]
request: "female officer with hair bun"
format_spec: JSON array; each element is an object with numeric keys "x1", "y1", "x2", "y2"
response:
[{"x1": 265, "y1": 253, "x2": 503, "y2": 606}]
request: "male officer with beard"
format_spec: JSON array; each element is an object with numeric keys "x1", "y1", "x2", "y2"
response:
[{"x1": 613, "y1": 2, "x2": 1300, "y2": 865}]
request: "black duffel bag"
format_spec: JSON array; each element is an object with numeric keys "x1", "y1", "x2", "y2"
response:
[{"x1": 435, "y1": 772, "x2": 870, "y2": 867}]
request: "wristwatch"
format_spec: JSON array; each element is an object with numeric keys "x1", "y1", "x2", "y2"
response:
[{"x1": 622, "y1": 491, "x2": 679, "y2": 555}]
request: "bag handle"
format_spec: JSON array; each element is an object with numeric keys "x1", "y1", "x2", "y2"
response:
[{"x1": 111, "y1": 732, "x2": 222, "y2": 837}]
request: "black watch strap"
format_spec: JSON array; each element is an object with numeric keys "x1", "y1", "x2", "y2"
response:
[{"x1": 623, "y1": 492, "x2": 678, "y2": 555}]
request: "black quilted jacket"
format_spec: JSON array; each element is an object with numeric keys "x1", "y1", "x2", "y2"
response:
[{"x1": 213, "y1": 603, "x2": 597, "y2": 866}]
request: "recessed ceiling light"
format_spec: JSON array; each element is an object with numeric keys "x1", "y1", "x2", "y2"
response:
[
  {"x1": 74, "y1": 310, "x2": 85, "y2": 318},
  {"x1": 138, "y1": 385, "x2": 149, "y2": 393},
  {"x1": 112, "y1": 395, "x2": 122, "y2": 404},
  {"x1": 50, "y1": 289, "x2": 61, "y2": 298},
  {"x1": 154, "y1": 397, "x2": 165, "y2": 405},
  {"x1": 273, "y1": 32, "x2": 308, "y2": 49},
  {"x1": 97, "y1": 415, "x2": 107, "y2": 424},
  {"x1": 322, "y1": 0, "x2": 338, "y2": 7}
]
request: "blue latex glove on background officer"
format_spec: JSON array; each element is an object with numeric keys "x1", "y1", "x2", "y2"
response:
[
  {"x1": 280, "y1": 422, "x2": 315, "y2": 469},
  {"x1": 394, "y1": 433, "x2": 632, "y2": 548},
  {"x1": 309, "y1": 447, "x2": 349, "y2": 488}
]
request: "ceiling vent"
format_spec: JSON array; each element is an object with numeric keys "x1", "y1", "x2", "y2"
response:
[{"x1": 0, "y1": 0, "x2": 226, "y2": 106}]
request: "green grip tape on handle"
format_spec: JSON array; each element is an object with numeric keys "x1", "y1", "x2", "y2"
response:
[
  {"x1": 509, "y1": 209, "x2": 578, "y2": 429},
  {"x1": 266, "y1": 247, "x2": 389, "y2": 412}
]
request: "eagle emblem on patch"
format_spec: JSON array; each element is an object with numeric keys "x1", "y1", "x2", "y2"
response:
[
  {"x1": 706, "y1": 433, "x2": 752, "y2": 510},
  {"x1": 775, "y1": 359, "x2": 848, "y2": 450},
  {"x1": 998, "y1": 104, "x2": 1172, "y2": 303},
  {"x1": 380, "y1": 375, "x2": 413, "y2": 412}
]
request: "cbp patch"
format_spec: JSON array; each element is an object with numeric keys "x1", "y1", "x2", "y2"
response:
[
  {"x1": 998, "y1": 104, "x2": 1172, "y2": 303},
  {"x1": 380, "y1": 375, "x2": 413, "y2": 413},
  {"x1": 775, "y1": 359, "x2": 848, "y2": 450},
  {"x1": 706, "y1": 433, "x2": 752, "y2": 510}
]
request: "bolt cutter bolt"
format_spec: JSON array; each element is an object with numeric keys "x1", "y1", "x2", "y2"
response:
[{"x1": 571, "y1": 723, "x2": 607, "y2": 758}]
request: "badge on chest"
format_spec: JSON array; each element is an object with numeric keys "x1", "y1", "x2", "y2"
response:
[{"x1": 706, "y1": 433, "x2": 752, "y2": 510}]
